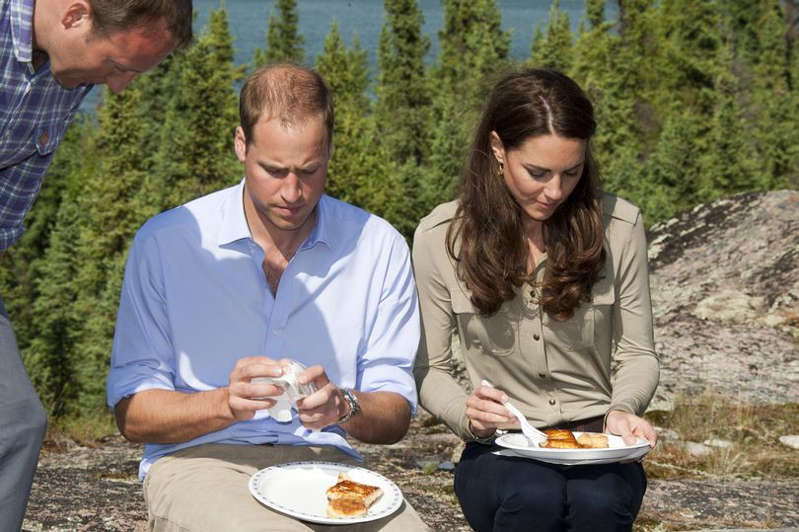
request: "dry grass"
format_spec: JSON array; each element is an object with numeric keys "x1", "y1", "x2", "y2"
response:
[
  {"x1": 643, "y1": 394, "x2": 799, "y2": 480},
  {"x1": 48, "y1": 410, "x2": 119, "y2": 447}
]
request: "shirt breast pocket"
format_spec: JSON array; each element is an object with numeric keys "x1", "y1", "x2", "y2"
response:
[
  {"x1": 452, "y1": 290, "x2": 517, "y2": 357},
  {"x1": 545, "y1": 278, "x2": 615, "y2": 350},
  {"x1": 33, "y1": 114, "x2": 71, "y2": 157}
]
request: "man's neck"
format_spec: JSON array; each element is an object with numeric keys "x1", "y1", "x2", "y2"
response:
[
  {"x1": 30, "y1": 0, "x2": 51, "y2": 70},
  {"x1": 243, "y1": 196, "x2": 316, "y2": 261}
]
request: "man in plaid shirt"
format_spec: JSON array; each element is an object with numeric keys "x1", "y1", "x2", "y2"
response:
[{"x1": 0, "y1": 1, "x2": 191, "y2": 529}]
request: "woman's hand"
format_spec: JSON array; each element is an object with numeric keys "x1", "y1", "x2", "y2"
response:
[
  {"x1": 465, "y1": 382, "x2": 513, "y2": 439},
  {"x1": 605, "y1": 410, "x2": 657, "y2": 447}
]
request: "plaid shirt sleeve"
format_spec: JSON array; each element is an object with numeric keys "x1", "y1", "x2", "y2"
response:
[{"x1": 0, "y1": 0, "x2": 92, "y2": 251}]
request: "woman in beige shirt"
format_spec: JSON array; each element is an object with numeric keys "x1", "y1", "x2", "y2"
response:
[{"x1": 413, "y1": 69, "x2": 659, "y2": 532}]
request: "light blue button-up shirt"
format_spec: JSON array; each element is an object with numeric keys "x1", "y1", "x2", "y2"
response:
[{"x1": 107, "y1": 181, "x2": 420, "y2": 480}]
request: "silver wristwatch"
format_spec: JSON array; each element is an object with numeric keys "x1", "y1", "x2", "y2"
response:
[{"x1": 337, "y1": 388, "x2": 361, "y2": 424}]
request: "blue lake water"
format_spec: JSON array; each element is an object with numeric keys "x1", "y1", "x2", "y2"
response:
[{"x1": 82, "y1": 0, "x2": 618, "y2": 110}]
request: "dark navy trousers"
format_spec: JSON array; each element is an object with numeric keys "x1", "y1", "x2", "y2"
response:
[{"x1": 454, "y1": 442, "x2": 647, "y2": 532}]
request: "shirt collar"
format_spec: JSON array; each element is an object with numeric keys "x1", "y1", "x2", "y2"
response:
[
  {"x1": 217, "y1": 179, "x2": 333, "y2": 250},
  {"x1": 10, "y1": 0, "x2": 35, "y2": 64}
]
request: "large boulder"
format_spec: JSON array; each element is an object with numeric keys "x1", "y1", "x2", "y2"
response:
[{"x1": 647, "y1": 190, "x2": 799, "y2": 409}]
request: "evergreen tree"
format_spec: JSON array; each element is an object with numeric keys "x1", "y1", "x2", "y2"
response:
[
  {"x1": 26, "y1": 198, "x2": 86, "y2": 417},
  {"x1": 67, "y1": 84, "x2": 155, "y2": 415},
  {"x1": 529, "y1": 0, "x2": 573, "y2": 72},
  {"x1": 314, "y1": 22, "x2": 416, "y2": 236},
  {"x1": 253, "y1": 0, "x2": 305, "y2": 66},
  {"x1": 435, "y1": 0, "x2": 510, "y2": 108},
  {"x1": 637, "y1": 113, "x2": 700, "y2": 224},
  {"x1": 0, "y1": 117, "x2": 98, "y2": 356},
  {"x1": 747, "y1": 0, "x2": 799, "y2": 188},
  {"x1": 375, "y1": 0, "x2": 431, "y2": 167},
  {"x1": 586, "y1": 0, "x2": 605, "y2": 29},
  {"x1": 426, "y1": 0, "x2": 510, "y2": 214},
  {"x1": 154, "y1": 7, "x2": 240, "y2": 210},
  {"x1": 572, "y1": 0, "x2": 654, "y2": 198},
  {"x1": 315, "y1": 21, "x2": 374, "y2": 205},
  {"x1": 697, "y1": 40, "x2": 760, "y2": 202},
  {"x1": 421, "y1": 96, "x2": 469, "y2": 210}
]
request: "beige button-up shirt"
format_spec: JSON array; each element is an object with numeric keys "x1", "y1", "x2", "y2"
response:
[{"x1": 412, "y1": 194, "x2": 659, "y2": 442}]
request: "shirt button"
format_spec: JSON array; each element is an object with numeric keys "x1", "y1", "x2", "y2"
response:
[
  {"x1": 533, "y1": 334, "x2": 540, "y2": 341},
  {"x1": 548, "y1": 399, "x2": 556, "y2": 406}
]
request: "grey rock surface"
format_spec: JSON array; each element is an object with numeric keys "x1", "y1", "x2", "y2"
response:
[{"x1": 647, "y1": 190, "x2": 799, "y2": 410}]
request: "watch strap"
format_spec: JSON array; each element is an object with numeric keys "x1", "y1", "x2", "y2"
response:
[{"x1": 337, "y1": 388, "x2": 360, "y2": 424}]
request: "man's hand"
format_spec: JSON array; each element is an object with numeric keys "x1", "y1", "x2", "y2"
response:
[
  {"x1": 294, "y1": 364, "x2": 346, "y2": 430},
  {"x1": 227, "y1": 356, "x2": 286, "y2": 421},
  {"x1": 605, "y1": 410, "x2": 657, "y2": 447}
]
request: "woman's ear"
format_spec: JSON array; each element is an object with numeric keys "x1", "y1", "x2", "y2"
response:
[{"x1": 489, "y1": 131, "x2": 505, "y2": 166}]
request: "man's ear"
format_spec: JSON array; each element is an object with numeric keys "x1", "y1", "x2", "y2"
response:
[
  {"x1": 234, "y1": 126, "x2": 247, "y2": 162},
  {"x1": 489, "y1": 131, "x2": 505, "y2": 166},
  {"x1": 61, "y1": 1, "x2": 91, "y2": 30}
]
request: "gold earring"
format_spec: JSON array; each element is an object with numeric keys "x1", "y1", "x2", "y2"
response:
[{"x1": 497, "y1": 161, "x2": 504, "y2": 176}]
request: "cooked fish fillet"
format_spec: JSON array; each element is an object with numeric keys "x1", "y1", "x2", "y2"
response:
[
  {"x1": 576, "y1": 432, "x2": 609, "y2": 449},
  {"x1": 325, "y1": 472, "x2": 383, "y2": 517},
  {"x1": 326, "y1": 496, "x2": 368, "y2": 518},
  {"x1": 540, "y1": 438, "x2": 582, "y2": 449},
  {"x1": 544, "y1": 429, "x2": 576, "y2": 441}
]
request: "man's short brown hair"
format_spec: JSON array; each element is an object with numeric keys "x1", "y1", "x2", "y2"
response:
[
  {"x1": 239, "y1": 64, "x2": 334, "y2": 151},
  {"x1": 89, "y1": 0, "x2": 193, "y2": 49}
]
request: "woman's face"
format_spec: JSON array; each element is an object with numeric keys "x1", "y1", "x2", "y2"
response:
[{"x1": 490, "y1": 132, "x2": 586, "y2": 222}]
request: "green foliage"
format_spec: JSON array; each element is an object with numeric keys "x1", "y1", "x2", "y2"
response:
[
  {"x1": 375, "y1": 0, "x2": 431, "y2": 167},
  {"x1": 529, "y1": 0, "x2": 573, "y2": 72},
  {"x1": 154, "y1": 7, "x2": 241, "y2": 209},
  {"x1": 4, "y1": 0, "x2": 797, "y2": 424},
  {"x1": 435, "y1": 0, "x2": 510, "y2": 108},
  {"x1": 253, "y1": 0, "x2": 305, "y2": 66}
]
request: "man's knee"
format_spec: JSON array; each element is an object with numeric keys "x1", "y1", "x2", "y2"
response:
[{"x1": 17, "y1": 395, "x2": 47, "y2": 445}]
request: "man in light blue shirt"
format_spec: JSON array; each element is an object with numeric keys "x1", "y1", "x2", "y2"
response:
[
  {"x1": 2, "y1": 1, "x2": 191, "y2": 529},
  {"x1": 106, "y1": 64, "x2": 428, "y2": 530}
]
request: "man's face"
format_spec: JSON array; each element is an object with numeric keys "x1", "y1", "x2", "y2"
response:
[
  {"x1": 50, "y1": 19, "x2": 174, "y2": 93},
  {"x1": 235, "y1": 115, "x2": 330, "y2": 237}
]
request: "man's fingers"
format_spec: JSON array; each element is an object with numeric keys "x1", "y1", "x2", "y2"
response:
[
  {"x1": 228, "y1": 397, "x2": 275, "y2": 418},
  {"x1": 298, "y1": 364, "x2": 327, "y2": 386}
]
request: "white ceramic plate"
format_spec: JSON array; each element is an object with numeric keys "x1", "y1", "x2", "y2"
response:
[
  {"x1": 248, "y1": 461, "x2": 403, "y2": 524},
  {"x1": 495, "y1": 431, "x2": 652, "y2": 465}
]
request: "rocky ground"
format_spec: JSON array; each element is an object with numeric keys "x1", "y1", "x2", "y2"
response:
[
  {"x1": 22, "y1": 191, "x2": 799, "y2": 531},
  {"x1": 21, "y1": 408, "x2": 799, "y2": 531}
]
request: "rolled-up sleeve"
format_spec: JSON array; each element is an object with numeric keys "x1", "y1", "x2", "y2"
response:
[
  {"x1": 609, "y1": 213, "x2": 659, "y2": 415},
  {"x1": 106, "y1": 231, "x2": 176, "y2": 409},
  {"x1": 357, "y1": 232, "x2": 420, "y2": 413}
]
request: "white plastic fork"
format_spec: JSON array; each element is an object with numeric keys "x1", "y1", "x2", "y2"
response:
[{"x1": 481, "y1": 380, "x2": 548, "y2": 446}]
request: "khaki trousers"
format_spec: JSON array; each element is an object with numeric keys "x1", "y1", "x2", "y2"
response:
[{"x1": 143, "y1": 443, "x2": 430, "y2": 532}]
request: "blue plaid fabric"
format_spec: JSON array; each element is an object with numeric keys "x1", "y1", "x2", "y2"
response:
[{"x1": 0, "y1": 0, "x2": 92, "y2": 251}]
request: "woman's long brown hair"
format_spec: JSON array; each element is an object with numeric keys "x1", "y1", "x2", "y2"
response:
[{"x1": 446, "y1": 69, "x2": 605, "y2": 320}]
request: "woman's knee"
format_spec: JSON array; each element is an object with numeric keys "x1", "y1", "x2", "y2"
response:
[{"x1": 566, "y1": 465, "x2": 646, "y2": 529}]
